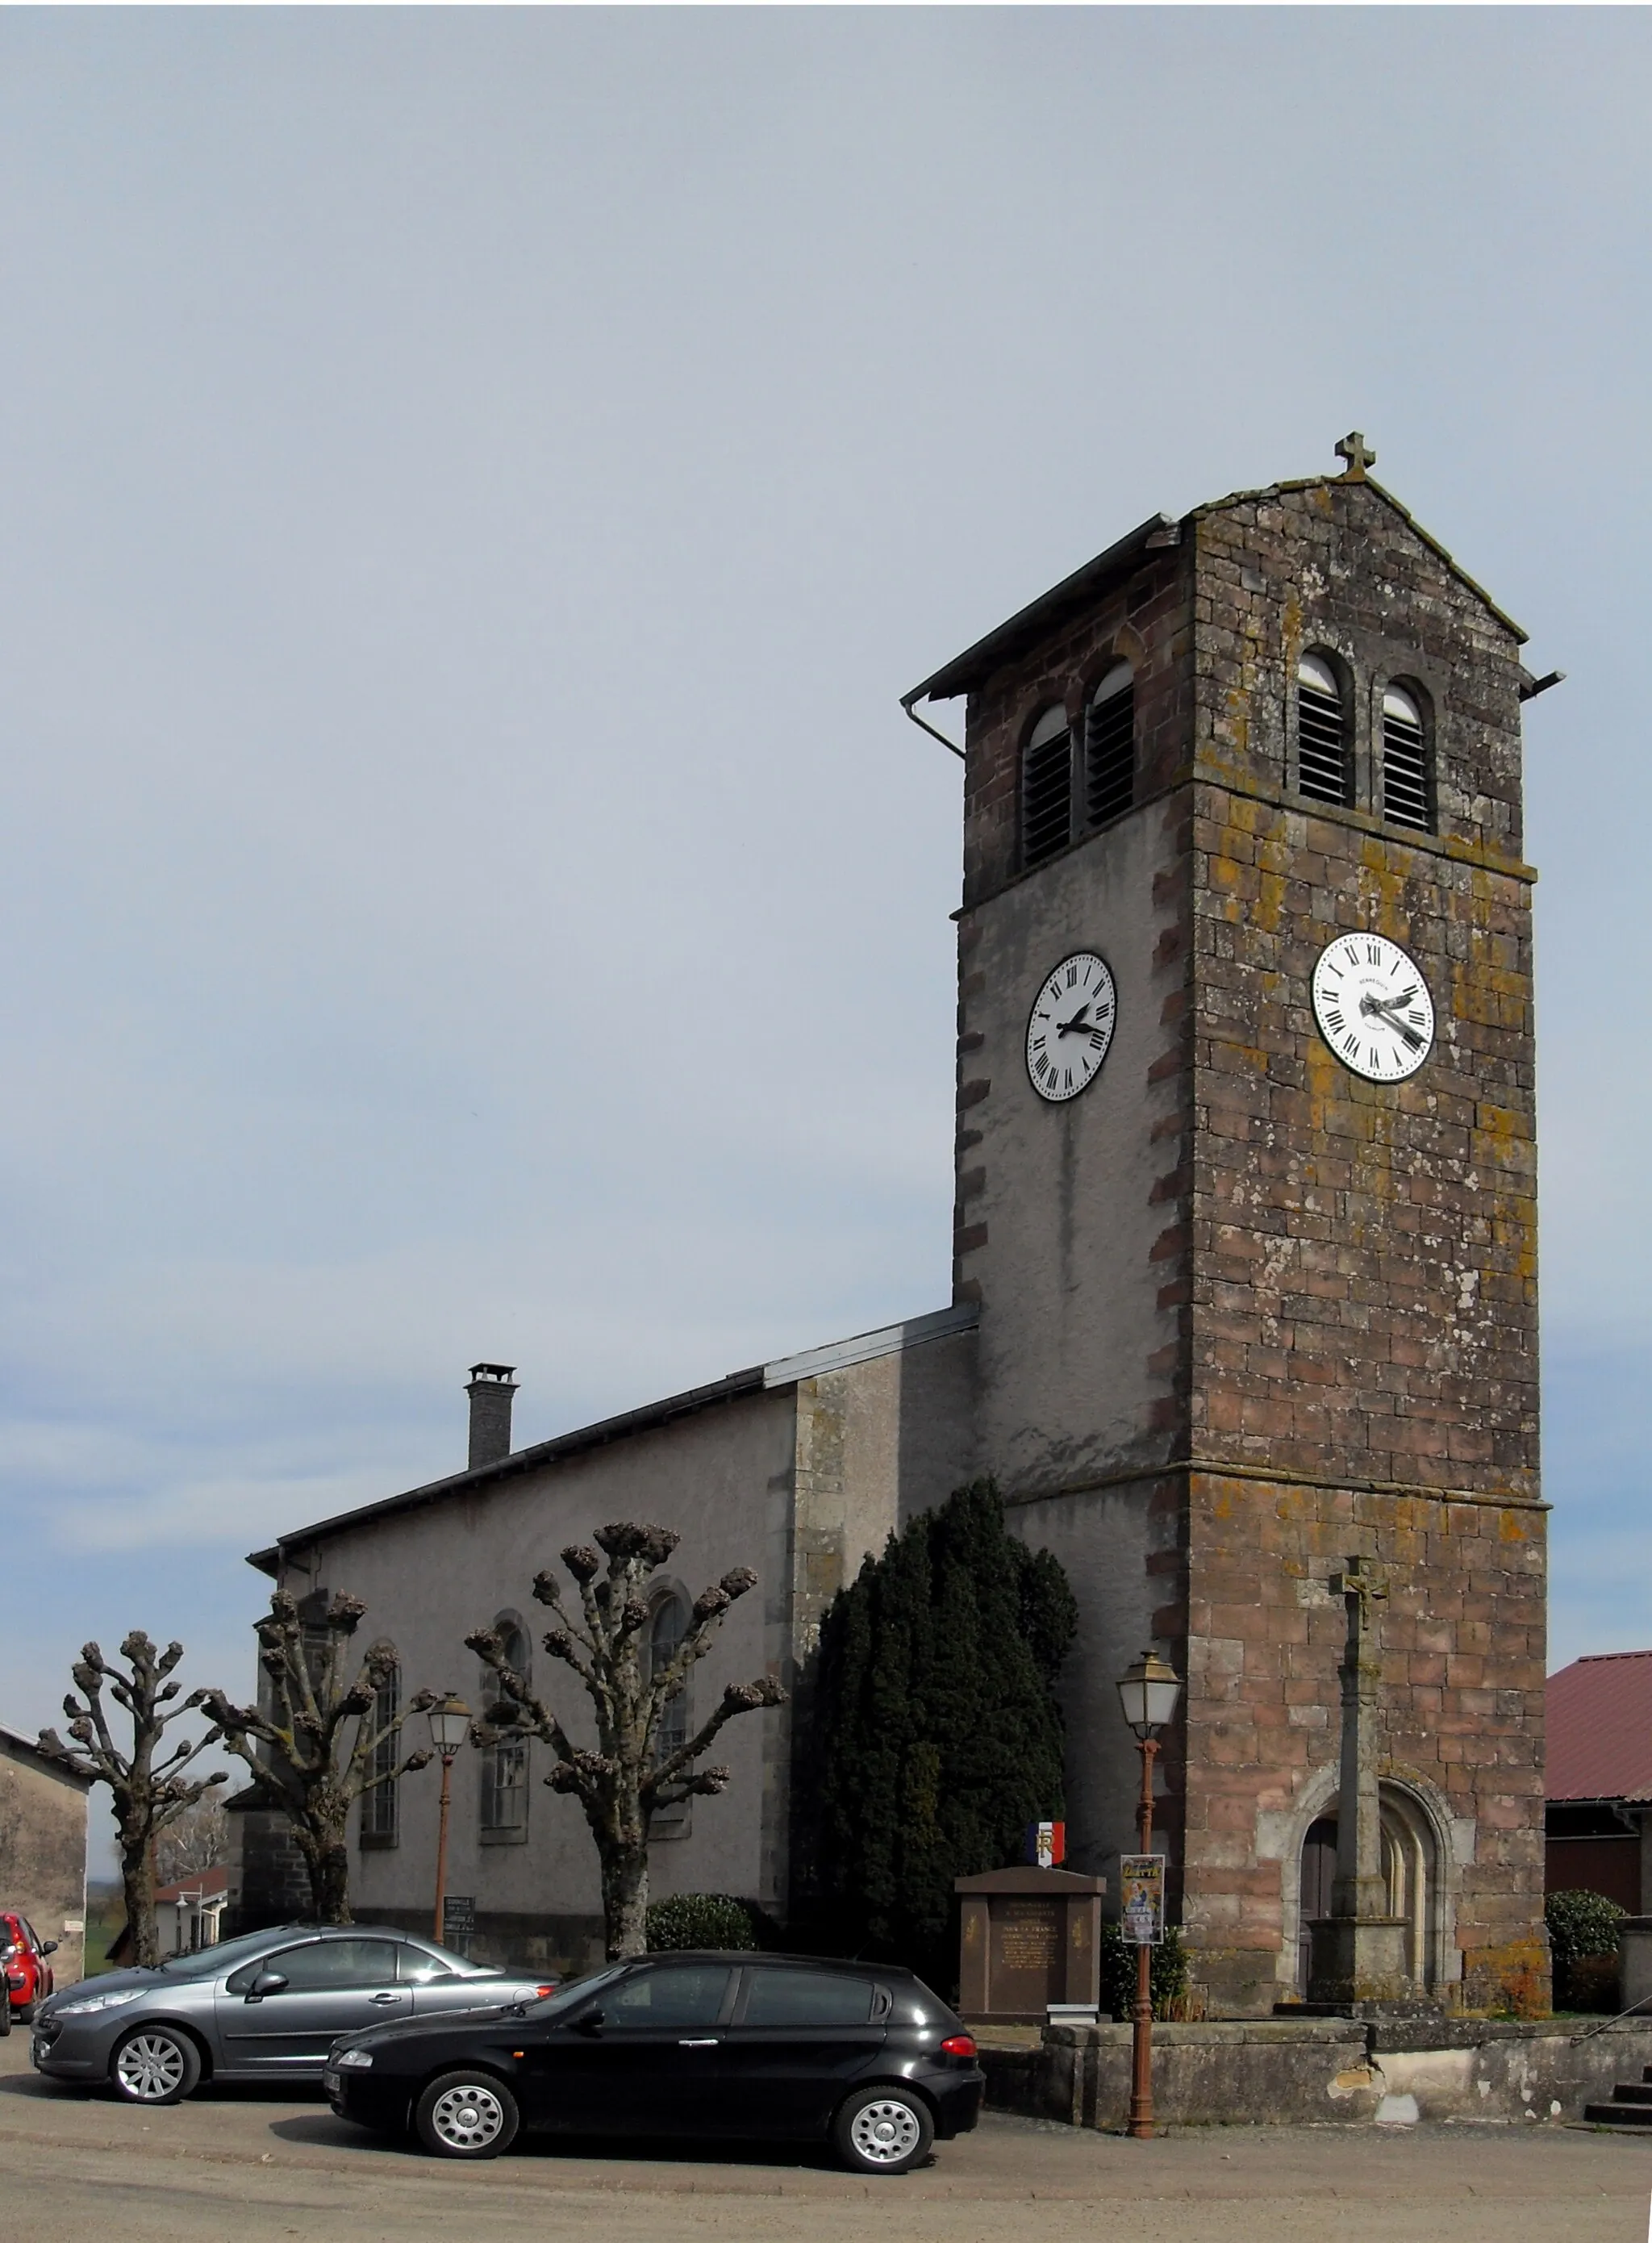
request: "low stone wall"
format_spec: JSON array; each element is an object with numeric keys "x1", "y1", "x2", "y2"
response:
[{"x1": 979, "y1": 2018, "x2": 1652, "y2": 2129}]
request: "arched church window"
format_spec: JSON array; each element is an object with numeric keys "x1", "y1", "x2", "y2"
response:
[
  {"x1": 359, "y1": 1649, "x2": 399, "y2": 1848},
  {"x1": 479, "y1": 1613, "x2": 529, "y2": 1841},
  {"x1": 1380, "y1": 682, "x2": 1432, "y2": 831},
  {"x1": 1084, "y1": 660, "x2": 1135, "y2": 825},
  {"x1": 1022, "y1": 704, "x2": 1074, "y2": 867},
  {"x1": 1296, "y1": 652, "x2": 1350, "y2": 808},
  {"x1": 650, "y1": 1593, "x2": 690, "y2": 1765},
  {"x1": 649, "y1": 1592, "x2": 693, "y2": 1836}
]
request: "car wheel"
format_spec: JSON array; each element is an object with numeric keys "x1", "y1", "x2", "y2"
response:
[
  {"x1": 0, "y1": 2001, "x2": 12, "y2": 2037},
  {"x1": 15, "y1": 2002, "x2": 35, "y2": 2027},
  {"x1": 111, "y1": 2025, "x2": 202, "y2": 2105},
  {"x1": 415, "y1": 2070, "x2": 519, "y2": 2159},
  {"x1": 832, "y1": 2085, "x2": 934, "y2": 2176}
]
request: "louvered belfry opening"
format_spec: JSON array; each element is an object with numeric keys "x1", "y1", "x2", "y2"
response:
[
  {"x1": 1296, "y1": 652, "x2": 1350, "y2": 807},
  {"x1": 1085, "y1": 659, "x2": 1135, "y2": 825},
  {"x1": 1022, "y1": 704, "x2": 1074, "y2": 866},
  {"x1": 1382, "y1": 683, "x2": 1430, "y2": 830}
]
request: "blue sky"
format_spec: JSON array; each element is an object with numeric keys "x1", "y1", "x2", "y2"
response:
[{"x1": 0, "y1": 11, "x2": 1646, "y2": 1808}]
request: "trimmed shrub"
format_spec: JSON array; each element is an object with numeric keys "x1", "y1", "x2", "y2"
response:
[
  {"x1": 807, "y1": 1479, "x2": 1078, "y2": 1994},
  {"x1": 645, "y1": 1893, "x2": 759, "y2": 1953},
  {"x1": 1546, "y1": 1888, "x2": 1625, "y2": 2011},
  {"x1": 1100, "y1": 1920, "x2": 1191, "y2": 2021}
]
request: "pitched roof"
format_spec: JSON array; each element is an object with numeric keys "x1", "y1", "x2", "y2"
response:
[
  {"x1": 1547, "y1": 1652, "x2": 1652, "y2": 1802},
  {"x1": 246, "y1": 1301, "x2": 977, "y2": 1575},
  {"x1": 155, "y1": 1865, "x2": 228, "y2": 1906},
  {"x1": 1195, "y1": 473, "x2": 1527, "y2": 644},
  {"x1": 0, "y1": 1724, "x2": 93, "y2": 1791},
  {"x1": 903, "y1": 512, "x2": 1179, "y2": 706},
  {"x1": 901, "y1": 465, "x2": 1526, "y2": 708}
]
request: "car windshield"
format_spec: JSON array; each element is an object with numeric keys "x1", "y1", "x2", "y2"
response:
[{"x1": 527, "y1": 1963, "x2": 630, "y2": 2018}]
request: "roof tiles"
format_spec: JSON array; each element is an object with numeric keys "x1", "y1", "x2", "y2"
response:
[{"x1": 1547, "y1": 1652, "x2": 1652, "y2": 1802}]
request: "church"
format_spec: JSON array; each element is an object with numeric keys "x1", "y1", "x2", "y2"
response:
[{"x1": 234, "y1": 436, "x2": 1550, "y2": 2016}]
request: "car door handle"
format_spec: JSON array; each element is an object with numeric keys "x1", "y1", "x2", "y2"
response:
[
  {"x1": 678, "y1": 2037, "x2": 719, "y2": 2047},
  {"x1": 369, "y1": 1993, "x2": 403, "y2": 2005}
]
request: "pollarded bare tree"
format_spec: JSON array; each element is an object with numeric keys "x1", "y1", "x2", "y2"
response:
[
  {"x1": 468, "y1": 1522, "x2": 786, "y2": 1959},
  {"x1": 201, "y1": 1590, "x2": 436, "y2": 1924},
  {"x1": 38, "y1": 1635, "x2": 227, "y2": 1969}
]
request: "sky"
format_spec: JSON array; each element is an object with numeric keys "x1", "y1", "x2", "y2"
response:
[{"x1": 1, "y1": 10, "x2": 1648, "y2": 1827}]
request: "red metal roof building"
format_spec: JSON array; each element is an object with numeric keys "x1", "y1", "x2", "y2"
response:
[{"x1": 1546, "y1": 1653, "x2": 1652, "y2": 1911}]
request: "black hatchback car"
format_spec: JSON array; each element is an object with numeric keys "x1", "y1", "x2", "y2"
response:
[{"x1": 324, "y1": 1950, "x2": 984, "y2": 2174}]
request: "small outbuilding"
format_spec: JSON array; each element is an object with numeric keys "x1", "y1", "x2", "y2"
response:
[
  {"x1": 154, "y1": 1865, "x2": 227, "y2": 1958},
  {"x1": 0, "y1": 1725, "x2": 91, "y2": 1987},
  {"x1": 1546, "y1": 1652, "x2": 1652, "y2": 1911}
]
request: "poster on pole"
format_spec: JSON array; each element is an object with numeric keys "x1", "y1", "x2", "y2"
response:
[{"x1": 1119, "y1": 1855, "x2": 1165, "y2": 1946}]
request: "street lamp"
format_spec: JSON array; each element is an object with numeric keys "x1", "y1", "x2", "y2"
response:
[
  {"x1": 1115, "y1": 1650, "x2": 1183, "y2": 2141},
  {"x1": 425, "y1": 1694, "x2": 471, "y2": 1945}
]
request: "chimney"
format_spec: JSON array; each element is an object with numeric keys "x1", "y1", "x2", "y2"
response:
[{"x1": 465, "y1": 1363, "x2": 519, "y2": 1470}]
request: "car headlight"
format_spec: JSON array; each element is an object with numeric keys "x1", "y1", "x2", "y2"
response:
[
  {"x1": 53, "y1": 1986, "x2": 145, "y2": 2019},
  {"x1": 333, "y1": 2047, "x2": 373, "y2": 2070}
]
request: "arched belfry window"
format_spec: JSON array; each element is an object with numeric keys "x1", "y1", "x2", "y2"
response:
[
  {"x1": 1022, "y1": 704, "x2": 1073, "y2": 866},
  {"x1": 1085, "y1": 660, "x2": 1135, "y2": 825},
  {"x1": 1381, "y1": 683, "x2": 1431, "y2": 831},
  {"x1": 1296, "y1": 653, "x2": 1350, "y2": 808},
  {"x1": 479, "y1": 1613, "x2": 529, "y2": 1842}
]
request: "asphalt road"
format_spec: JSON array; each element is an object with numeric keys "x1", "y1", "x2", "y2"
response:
[{"x1": 1, "y1": 2028, "x2": 1649, "y2": 2242}]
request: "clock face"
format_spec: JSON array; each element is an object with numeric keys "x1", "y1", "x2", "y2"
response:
[
  {"x1": 1026, "y1": 952, "x2": 1117, "y2": 1102},
  {"x1": 1312, "y1": 933, "x2": 1436, "y2": 1082}
]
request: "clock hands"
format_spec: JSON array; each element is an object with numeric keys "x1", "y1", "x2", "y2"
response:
[
  {"x1": 1028, "y1": 955, "x2": 1118, "y2": 1101},
  {"x1": 1359, "y1": 991, "x2": 1425, "y2": 1050}
]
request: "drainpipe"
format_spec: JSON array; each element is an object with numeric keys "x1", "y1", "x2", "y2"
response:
[{"x1": 900, "y1": 690, "x2": 966, "y2": 761}]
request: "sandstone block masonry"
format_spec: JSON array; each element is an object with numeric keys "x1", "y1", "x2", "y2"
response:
[{"x1": 945, "y1": 466, "x2": 1545, "y2": 2012}]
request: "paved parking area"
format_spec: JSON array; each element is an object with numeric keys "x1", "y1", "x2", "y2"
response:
[{"x1": 1, "y1": 2029, "x2": 1650, "y2": 2243}]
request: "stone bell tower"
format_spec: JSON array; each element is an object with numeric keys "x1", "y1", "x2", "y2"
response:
[{"x1": 904, "y1": 436, "x2": 1550, "y2": 2015}]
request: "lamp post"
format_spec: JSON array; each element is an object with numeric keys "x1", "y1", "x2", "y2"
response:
[
  {"x1": 1115, "y1": 1649, "x2": 1183, "y2": 2141},
  {"x1": 425, "y1": 1694, "x2": 471, "y2": 1946}
]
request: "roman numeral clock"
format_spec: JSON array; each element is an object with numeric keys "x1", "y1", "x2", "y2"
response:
[
  {"x1": 1024, "y1": 952, "x2": 1117, "y2": 1101},
  {"x1": 1311, "y1": 934, "x2": 1436, "y2": 1082}
]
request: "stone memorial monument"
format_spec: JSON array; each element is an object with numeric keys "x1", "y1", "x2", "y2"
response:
[{"x1": 955, "y1": 1865, "x2": 1105, "y2": 2024}]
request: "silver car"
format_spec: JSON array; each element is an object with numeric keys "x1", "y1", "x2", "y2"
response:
[{"x1": 31, "y1": 1923, "x2": 556, "y2": 2106}]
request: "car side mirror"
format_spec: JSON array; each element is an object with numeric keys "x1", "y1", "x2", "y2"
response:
[
  {"x1": 570, "y1": 2007, "x2": 605, "y2": 2036},
  {"x1": 39, "y1": 1942, "x2": 56, "y2": 1957},
  {"x1": 248, "y1": 1970, "x2": 289, "y2": 2000}
]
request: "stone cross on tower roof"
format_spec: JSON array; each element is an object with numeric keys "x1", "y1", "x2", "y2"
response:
[{"x1": 1334, "y1": 430, "x2": 1377, "y2": 482}]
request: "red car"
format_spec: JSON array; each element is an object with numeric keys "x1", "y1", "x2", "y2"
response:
[{"x1": 2, "y1": 1914, "x2": 57, "y2": 2025}]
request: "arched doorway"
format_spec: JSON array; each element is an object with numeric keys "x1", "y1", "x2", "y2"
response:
[{"x1": 1295, "y1": 1786, "x2": 1441, "y2": 1995}]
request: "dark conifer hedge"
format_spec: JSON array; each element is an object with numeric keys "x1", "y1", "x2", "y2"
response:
[{"x1": 806, "y1": 1478, "x2": 1077, "y2": 1992}]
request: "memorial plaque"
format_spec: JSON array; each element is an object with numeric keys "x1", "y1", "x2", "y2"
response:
[
  {"x1": 991, "y1": 1896, "x2": 1062, "y2": 2013},
  {"x1": 954, "y1": 1865, "x2": 1106, "y2": 2024}
]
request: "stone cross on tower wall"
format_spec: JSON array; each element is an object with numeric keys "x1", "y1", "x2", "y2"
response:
[
  {"x1": 1330, "y1": 1558, "x2": 1388, "y2": 1925},
  {"x1": 1308, "y1": 1557, "x2": 1416, "y2": 2008}
]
